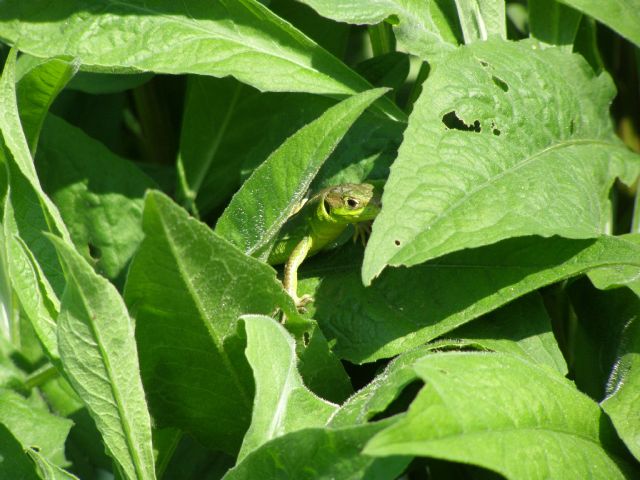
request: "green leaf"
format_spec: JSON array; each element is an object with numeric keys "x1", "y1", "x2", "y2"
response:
[
  {"x1": 27, "y1": 448, "x2": 80, "y2": 480},
  {"x1": 2, "y1": 197, "x2": 60, "y2": 359},
  {"x1": 444, "y1": 293, "x2": 568, "y2": 375},
  {"x1": 589, "y1": 234, "x2": 640, "y2": 295},
  {"x1": 15, "y1": 55, "x2": 79, "y2": 154},
  {"x1": 601, "y1": 304, "x2": 640, "y2": 461},
  {"x1": 529, "y1": 0, "x2": 582, "y2": 49},
  {"x1": 225, "y1": 421, "x2": 410, "y2": 480},
  {"x1": 568, "y1": 281, "x2": 640, "y2": 459},
  {"x1": 556, "y1": 0, "x2": 640, "y2": 47},
  {"x1": 0, "y1": 0, "x2": 404, "y2": 120},
  {"x1": 238, "y1": 315, "x2": 337, "y2": 461},
  {"x1": 0, "y1": 389, "x2": 73, "y2": 467},
  {"x1": 37, "y1": 114, "x2": 158, "y2": 281},
  {"x1": 298, "y1": 235, "x2": 640, "y2": 363},
  {"x1": 48, "y1": 236, "x2": 156, "y2": 480},
  {"x1": 363, "y1": 39, "x2": 640, "y2": 283},
  {"x1": 124, "y1": 191, "x2": 302, "y2": 453},
  {"x1": 215, "y1": 88, "x2": 387, "y2": 256},
  {"x1": 354, "y1": 52, "x2": 410, "y2": 92},
  {"x1": 365, "y1": 352, "x2": 634, "y2": 479},
  {"x1": 453, "y1": 0, "x2": 506, "y2": 43},
  {"x1": 66, "y1": 72, "x2": 153, "y2": 95},
  {"x1": 296, "y1": 322, "x2": 353, "y2": 404},
  {"x1": 329, "y1": 347, "x2": 431, "y2": 428},
  {"x1": 0, "y1": 423, "x2": 39, "y2": 480},
  {"x1": 298, "y1": 0, "x2": 462, "y2": 59},
  {"x1": 0, "y1": 49, "x2": 70, "y2": 243}
]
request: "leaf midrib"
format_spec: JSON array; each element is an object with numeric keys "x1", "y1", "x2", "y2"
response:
[
  {"x1": 157, "y1": 202, "x2": 253, "y2": 410},
  {"x1": 62, "y1": 253, "x2": 151, "y2": 480}
]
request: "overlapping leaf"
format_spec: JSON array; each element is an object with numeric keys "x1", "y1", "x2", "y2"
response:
[{"x1": 0, "y1": 0, "x2": 403, "y2": 120}]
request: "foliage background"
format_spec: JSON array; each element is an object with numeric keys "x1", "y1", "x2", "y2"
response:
[{"x1": 0, "y1": 0, "x2": 639, "y2": 479}]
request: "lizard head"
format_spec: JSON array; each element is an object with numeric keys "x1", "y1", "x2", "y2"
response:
[{"x1": 322, "y1": 182, "x2": 382, "y2": 223}]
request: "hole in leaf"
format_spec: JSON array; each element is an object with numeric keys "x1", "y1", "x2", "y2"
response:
[
  {"x1": 493, "y1": 128, "x2": 501, "y2": 136},
  {"x1": 442, "y1": 111, "x2": 481, "y2": 133},
  {"x1": 370, "y1": 380, "x2": 425, "y2": 421},
  {"x1": 492, "y1": 76, "x2": 509, "y2": 92},
  {"x1": 302, "y1": 332, "x2": 310, "y2": 346},
  {"x1": 480, "y1": 60, "x2": 489, "y2": 67},
  {"x1": 569, "y1": 119, "x2": 575, "y2": 135},
  {"x1": 88, "y1": 243, "x2": 101, "y2": 261},
  {"x1": 394, "y1": 240, "x2": 401, "y2": 246}
]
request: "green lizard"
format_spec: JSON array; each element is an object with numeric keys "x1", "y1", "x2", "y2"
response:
[{"x1": 268, "y1": 182, "x2": 382, "y2": 309}]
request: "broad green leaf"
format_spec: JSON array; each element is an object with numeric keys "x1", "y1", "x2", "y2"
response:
[
  {"x1": 0, "y1": 424, "x2": 39, "y2": 480},
  {"x1": 453, "y1": 0, "x2": 506, "y2": 43},
  {"x1": 225, "y1": 421, "x2": 410, "y2": 480},
  {"x1": 215, "y1": 88, "x2": 387, "y2": 256},
  {"x1": 124, "y1": 191, "x2": 302, "y2": 453},
  {"x1": 3, "y1": 196, "x2": 59, "y2": 359},
  {"x1": 0, "y1": 0, "x2": 404, "y2": 120},
  {"x1": 0, "y1": 389, "x2": 72, "y2": 467},
  {"x1": 49, "y1": 236, "x2": 156, "y2": 480},
  {"x1": 298, "y1": 0, "x2": 462, "y2": 59},
  {"x1": 238, "y1": 315, "x2": 337, "y2": 461},
  {"x1": 298, "y1": 235, "x2": 640, "y2": 363},
  {"x1": 27, "y1": 448, "x2": 80, "y2": 480},
  {"x1": 445, "y1": 293, "x2": 567, "y2": 374},
  {"x1": 16, "y1": 56, "x2": 79, "y2": 153},
  {"x1": 363, "y1": 39, "x2": 640, "y2": 283},
  {"x1": 601, "y1": 304, "x2": 640, "y2": 461},
  {"x1": 529, "y1": 0, "x2": 582, "y2": 49},
  {"x1": 37, "y1": 115, "x2": 158, "y2": 281},
  {"x1": 589, "y1": 234, "x2": 640, "y2": 295},
  {"x1": 557, "y1": 0, "x2": 640, "y2": 47},
  {"x1": 365, "y1": 352, "x2": 633, "y2": 479}
]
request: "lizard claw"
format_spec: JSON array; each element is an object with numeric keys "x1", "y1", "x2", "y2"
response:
[{"x1": 295, "y1": 294, "x2": 314, "y2": 313}]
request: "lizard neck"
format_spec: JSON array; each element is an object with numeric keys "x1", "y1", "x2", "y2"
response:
[{"x1": 308, "y1": 192, "x2": 348, "y2": 249}]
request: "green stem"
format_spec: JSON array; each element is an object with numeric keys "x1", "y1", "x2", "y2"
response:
[
  {"x1": 24, "y1": 363, "x2": 59, "y2": 390},
  {"x1": 368, "y1": 22, "x2": 395, "y2": 56}
]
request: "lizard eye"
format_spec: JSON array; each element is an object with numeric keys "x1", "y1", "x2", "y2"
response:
[{"x1": 346, "y1": 198, "x2": 359, "y2": 208}]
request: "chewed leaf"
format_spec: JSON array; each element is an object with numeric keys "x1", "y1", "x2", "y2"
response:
[{"x1": 363, "y1": 39, "x2": 640, "y2": 283}]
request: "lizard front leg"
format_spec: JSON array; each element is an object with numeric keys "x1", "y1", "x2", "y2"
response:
[{"x1": 283, "y1": 236, "x2": 313, "y2": 313}]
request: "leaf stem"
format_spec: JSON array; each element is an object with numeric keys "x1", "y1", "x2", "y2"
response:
[
  {"x1": 368, "y1": 22, "x2": 395, "y2": 56},
  {"x1": 24, "y1": 363, "x2": 59, "y2": 390}
]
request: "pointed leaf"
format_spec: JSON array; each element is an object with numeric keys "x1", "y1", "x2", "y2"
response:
[
  {"x1": 215, "y1": 88, "x2": 387, "y2": 255},
  {"x1": 453, "y1": 0, "x2": 506, "y2": 43},
  {"x1": 124, "y1": 191, "x2": 302, "y2": 453},
  {"x1": 49, "y1": 236, "x2": 156, "y2": 480},
  {"x1": 0, "y1": 424, "x2": 39, "y2": 480},
  {"x1": 238, "y1": 315, "x2": 337, "y2": 461},
  {"x1": 363, "y1": 39, "x2": 640, "y2": 283},
  {"x1": 15, "y1": 55, "x2": 79, "y2": 153}
]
